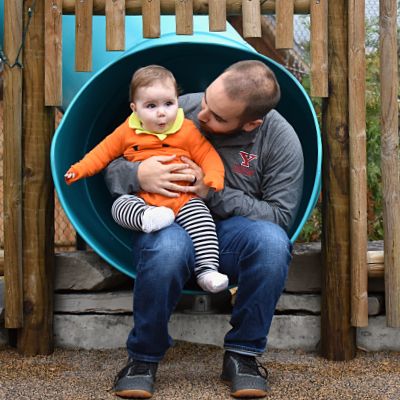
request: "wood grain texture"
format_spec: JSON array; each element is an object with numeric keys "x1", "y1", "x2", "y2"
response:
[
  {"x1": 209, "y1": 0, "x2": 226, "y2": 31},
  {"x1": 380, "y1": 0, "x2": 400, "y2": 328},
  {"x1": 3, "y1": 0, "x2": 24, "y2": 329},
  {"x1": 320, "y1": 0, "x2": 356, "y2": 361},
  {"x1": 142, "y1": 0, "x2": 160, "y2": 38},
  {"x1": 348, "y1": 0, "x2": 367, "y2": 327},
  {"x1": 75, "y1": 0, "x2": 93, "y2": 71},
  {"x1": 106, "y1": 0, "x2": 125, "y2": 50},
  {"x1": 175, "y1": 0, "x2": 193, "y2": 35},
  {"x1": 242, "y1": 0, "x2": 261, "y2": 38},
  {"x1": 62, "y1": 0, "x2": 310, "y2": 15},
  {"x1": 17, "y1": 0, "x2": 55, "y2": 355},
  {"x1": 45, "y1": 0, "x2": 63, "y2": 105},
  {"x1": 310, "y1": 0, "x2": 328, "y2": 97},
  {"x1": 275, "y1": 0, "x2": 293, "y2": 49}
]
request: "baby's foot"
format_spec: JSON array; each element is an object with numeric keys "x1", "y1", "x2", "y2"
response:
[
  {"x1": 197, "y1": 271, "x2": 229, "y2": 293},
  {"x1": 142, "y1": 207, "x2": 175, "y2": 233}
]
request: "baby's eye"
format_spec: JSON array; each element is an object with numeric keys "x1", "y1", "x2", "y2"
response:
[
  {"x1": 147, "y1": 104, "x2": 155, "y2": 108},
  {"x1": 165, "y1": 102, "x2": 173, "y2": 107}
]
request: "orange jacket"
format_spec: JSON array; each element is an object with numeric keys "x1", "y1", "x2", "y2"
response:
[{"x1": 65, "y1": 116, "x2": 225, "y2": 215}]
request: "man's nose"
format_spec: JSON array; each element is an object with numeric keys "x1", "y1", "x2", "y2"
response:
[{"x1": 198, "y1": 109, "x2": 208, "y2": 122}]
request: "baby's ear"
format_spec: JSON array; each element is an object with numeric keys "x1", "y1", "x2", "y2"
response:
[{"x1": 130, "y1": 103, "x2": 136, "y2": 112}]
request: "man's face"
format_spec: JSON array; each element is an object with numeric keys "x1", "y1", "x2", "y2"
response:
[{"x1": 198, "y1": 75, "x2": 247, "y2": 135}]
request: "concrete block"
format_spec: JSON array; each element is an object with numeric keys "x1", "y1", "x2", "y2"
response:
[
  {"x1": 357, "y1": 316, "x2": 400, "y2": 351},
  {"x1": 55, "y1": 251, "x2": 132, "y2": 291},
  {"x1": 276, "y1": 294, "x2": 321, "y2": 314}
]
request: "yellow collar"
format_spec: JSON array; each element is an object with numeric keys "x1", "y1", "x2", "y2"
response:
[{"x1": 129, "y1": 108, "x2": 184, "y2": 140}]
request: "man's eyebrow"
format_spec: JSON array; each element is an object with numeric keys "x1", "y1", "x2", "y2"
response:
[{"x1": 204, "y1": 89, "x2": 227, "y2": 123}]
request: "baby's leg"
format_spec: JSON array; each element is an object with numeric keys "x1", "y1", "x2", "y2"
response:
[
  {"x1": 111, "y1": 194, "x2": 175, "y2": 233},
  {"x1": 176, "y1": 198, "x2": 228, "y2": 293}
]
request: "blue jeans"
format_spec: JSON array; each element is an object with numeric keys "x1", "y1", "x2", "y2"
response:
[{"x1": 127, "y1": 216, "x2": 292, "y2": 362}]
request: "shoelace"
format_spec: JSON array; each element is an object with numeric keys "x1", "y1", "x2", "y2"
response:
[
  {"x1": 110, "y1": 358, "x2": 151, "y2": 391},
  {"x1": 238, "y1": 355, "x2": 269, "y2": 379}
]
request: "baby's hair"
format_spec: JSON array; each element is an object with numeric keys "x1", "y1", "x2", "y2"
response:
[{"x1": 129, "y1": 65, "x2": 178, "y2": 102}]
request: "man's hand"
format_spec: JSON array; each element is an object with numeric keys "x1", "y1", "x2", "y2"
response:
[
  {"x1": 138, "y1": 155, "x2": 194, "y2": 198},
  {"x1": 177, "y1": 156, "x2": 211, "y2": 199}
]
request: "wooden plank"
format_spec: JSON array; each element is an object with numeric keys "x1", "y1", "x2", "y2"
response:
[
  {"x1": 62, "y1": 0, "x2": 311, "y2": 15},
  {"x1": 175, "y1": 0, "x2": 193, "y2": 35},
  {"x1": 209, "y1": 0, "x2": 226, "y2": 32},
  {"x1": 380, "y1": 0, "x2": 400, "y2": 328},
  {"x1": 321, "y1": 0, "x2": 356, "y2": 360},
  {"x1": 275, "y1": 0, "x2": 293, "y2": 49},
  {"x1": 142, "y1": 0, "x2": 160, "y2": 38},
  {"x1": 75, "y1": 0, "x2": 93, "y2": 71},
  {"x1": 3, "y1": 0, "x2": 24, "y2": 329},
  {"x1": 242, "y1": 0, "x2": 261, "y2": 38},
  {"x1": 105, "y1": 0, "x2": 125, "y2": 51},
  {"x1": 45, "y1": 0, "x2": 63, "y2": 106},
  {"x1": 367, "y1": 251, "x2": 384, "y2": 264},
  {"x1": 348, "y1": 0, "x2": 367, "y2": 327},
  {"x1": 18, "y1": 0, "x2": 55, "y2": 355},
  {"x1": 310, "y1": 0, "x2": 328, "y2": 97}
]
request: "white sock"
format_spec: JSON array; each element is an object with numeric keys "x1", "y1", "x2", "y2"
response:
[
  {"x1": 197, "y1": 271, "x2": 229, "y2": 293},
  {"x1": 141, "y1": 207, "x2": 175, "y2": 233}
]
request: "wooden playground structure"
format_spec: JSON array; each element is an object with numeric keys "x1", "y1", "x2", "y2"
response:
[{"x1": 2, "y1": 0, "x2": 399, "y2": 360}]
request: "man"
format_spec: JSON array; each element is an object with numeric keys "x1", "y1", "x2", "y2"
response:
[{"x1": 106, "y1": 60, "x2": 304, "y2": 398}]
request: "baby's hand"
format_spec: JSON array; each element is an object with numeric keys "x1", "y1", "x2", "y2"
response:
[{"x1": 64, "y1": 172, "x2": 75, "y2": 179}]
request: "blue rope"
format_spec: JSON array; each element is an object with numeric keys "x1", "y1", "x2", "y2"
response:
[{"x1": 0, "y1": 0, "x2": 39, "y2": 68}]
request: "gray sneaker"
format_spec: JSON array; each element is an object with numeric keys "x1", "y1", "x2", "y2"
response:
[
  {"x1": 112, "y1": 357, "x2": 158, "y2": 398},
  {"x1": 220, "y1": 351, "x2": 268, "y2": 398}
]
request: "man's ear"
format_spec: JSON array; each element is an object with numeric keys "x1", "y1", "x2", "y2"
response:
[{"x1": 242, "y1": 119, "x2": 263, "y2": 132}]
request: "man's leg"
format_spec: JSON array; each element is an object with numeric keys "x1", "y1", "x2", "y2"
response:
[
  {"x1": 216, "y1": 216, "x2": 292, "y2": 397},
  {"x1": 114, "y1": 222, "x2": 195, "y2": 398}
]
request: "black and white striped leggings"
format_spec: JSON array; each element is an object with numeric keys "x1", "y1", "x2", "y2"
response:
[{"x1": 112, "y1": 194, "x2": 219, "y2": 278}]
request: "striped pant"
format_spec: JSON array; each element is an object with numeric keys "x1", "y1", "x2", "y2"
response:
[{"x1": 112, "y1": 194, "x2": 219, "y2": 278}]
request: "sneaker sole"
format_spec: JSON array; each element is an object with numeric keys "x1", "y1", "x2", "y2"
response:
[
  {"x1": 220, "y1": 378, "x2": 267, "y2": 398},
  {"x1": 114, "y1": 389, "x2": 152, "y2": 398}
]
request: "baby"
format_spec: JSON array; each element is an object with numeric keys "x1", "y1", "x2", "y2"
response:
[{"x1": 65, "y1": 65, "x2": 229, "y2": 293}]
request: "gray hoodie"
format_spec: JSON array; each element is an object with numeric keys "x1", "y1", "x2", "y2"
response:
[{"x1": 102, "y1": 93, "x2": 304, "y2": 234}]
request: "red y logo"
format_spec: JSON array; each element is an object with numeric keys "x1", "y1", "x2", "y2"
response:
[{"x1": 239, "y1": 151, "x2": 258, "y2": 168}]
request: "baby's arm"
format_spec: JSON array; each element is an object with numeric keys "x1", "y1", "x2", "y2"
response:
[{"x1": 65, "y1": 122, "x2": 127, "y2": 185}]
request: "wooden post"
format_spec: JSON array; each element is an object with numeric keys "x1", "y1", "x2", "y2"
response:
[
  {"x1": 45, "y1": 0, "x2": 63, "y2": 106},
  {"x1": 242, "y1": 0, "x2": 261, "y2": 38},
  {"x1": 62, "y1": 0, "x2": 311, "y2": 16},
  {"x1": 142, "y1": 0, "x2": 161, "y2": 38},
  {"x1": 348, "y1": 0, "x2": 368, "y2": 327},
  {"x1": 310, "y1": 0, "x2": 328, "y2": 97},
  {"x1": 75, "y1": 0, "x2": 93, "y2": 71},
  {"x1": 105, "y1": 0, "x2": 125, "y2": 50},
  {"x1": 320, "y1": 0, "x2": 356, "y2": 360},
  {"x1": 175, "y1": 0, "x2": 193, "y2": 35},
  {"x1": 209, "y1": 0, "x2": 226, "y2": 32},
  {"x1": 275, "y1": 0, "x2": 293, "y2": 49},
  {"x1": 18, "y1": 0, "x2": 55, "y2": 355},
  {"x1": 380, "y1": 0, "x2": 400, "y2": 328},
  {"x1": 3, "y1": 0, "x2": 24, "y2": 329}
]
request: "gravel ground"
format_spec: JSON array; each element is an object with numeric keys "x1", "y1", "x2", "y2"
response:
[{"x1": 0, "y1": 341, "x2": 400, "y2": 399}]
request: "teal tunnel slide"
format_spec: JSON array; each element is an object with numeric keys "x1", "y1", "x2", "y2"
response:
[{"x1": 1, "y1": 6, "x2": 322, "y2": 293}]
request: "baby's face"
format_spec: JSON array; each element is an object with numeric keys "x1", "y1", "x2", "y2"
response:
[{"x1": 131, "y1": 82, "x2": 179, "y2": 134}]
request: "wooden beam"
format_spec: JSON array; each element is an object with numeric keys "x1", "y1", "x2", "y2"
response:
[
  {"x1": 242, "y1": 0, "x2": 261, "y2": 38},
  {"x1": 209, "y1": 0, "x2": 226, "y2": 32},
  {"x1": 75, "y1": 0, "x2": 93, "y2": 71},
  {"x1": 45, "y1": 0, "x2": 63, "y2": 106},
  {"x1": 142, "y1": 0, "x2": 161, "y2": 38},
  {"x1": 18, "y1": 0, "x2": 55, "y2": 355},
  {"x1": 348, "y1": 0, "x2": 367, "y2": 327},
  {"x1": 175, "y1": 0, "x2": 193, "y2": 35},
  {"x1": 321, "y1": 0, "x2": 356, "y2": 361},
  {"x1": 310, "y1": 0, "x2": 328, "y2": 97},
  {"x1": 105, "y1": 0, "x2": 125, "y2": 51},
  {"x1": 3, "y1": 0, "x2": 24, "y2": 329},
  {"x1": 275, "y1": 0, "x2": 293, "y2": 49},
  {"x1": 380, "y1": 0, "x2": 400, "y2": 328},
  {"x1": 62, "y1": 0, "x2": 311, "y2": 15}
]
